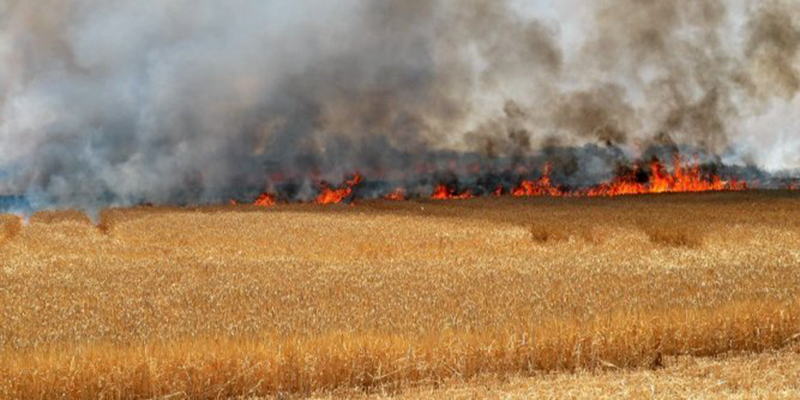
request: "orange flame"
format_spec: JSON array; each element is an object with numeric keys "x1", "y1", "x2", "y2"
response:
[
  {"x1": 431, "y1": 184, "x2": 473, "y2": 200},
  {"x1": 345, "y1": 173, "x2": 363, "y2": 187},
  {"x1": 316, "y1": 186, "x2": 353, "y2": 204},
  {"x1": 587, "y1": 155, "x2": 746, "y2": 197},
  {"x1": 235, "y1": 154, "x2": 753, "y2": 207},
  {"x1": 254, "y1": 192, "x2": 277, "y2": 206},
  {"x1": 512, "y1": 163, "x2": 564, "y2": 197},
  {"x1": 316, "y1": 173, "x2": 362, "y2": 204},
  {"x1": 384, "y1": 188, "x2": 405, "y2": 201}
]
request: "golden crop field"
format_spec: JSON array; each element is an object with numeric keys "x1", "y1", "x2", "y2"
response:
[
  {"x1": 354, "y1": 343, "x2": 800, "y2": 399},
  {"x1": 1, "y1": 192, "x2": 799, "y2": 398}
]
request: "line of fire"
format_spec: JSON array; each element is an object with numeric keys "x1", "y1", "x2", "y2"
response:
[{"x1": 229, "y1": 154, "x2": 800, "y2": 207}]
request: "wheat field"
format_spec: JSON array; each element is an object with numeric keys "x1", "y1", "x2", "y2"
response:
[
  {"x1": 354, "y1": 343, "x2": 800, "y2": 399},
  {"x1": 1, "y1": 192, "x2": 799, "y2": 398}
]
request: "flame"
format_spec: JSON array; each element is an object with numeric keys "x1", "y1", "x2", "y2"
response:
[
  {"x1": 254, "y1": 192, "x2": 277, "y2": 206},
  {"x1": 512, "y1": 163, "x2": 564, "y2": 197},
  {"x1": 316, "y1": 186, "x2": 353, "y2": 204},
  {"x1": 345, "y1": 173, "x2": 363, "y2": 187},
  {"x1": 587, "y1": 155, "x2": 746, "y2": 197},
  {"x1": 384, "y1": 188, "x2": 405, "y2": 201},
  {"x1": 236, "y1": 154, "x2": 754, "y2": 207},
  {"x1": 316, "y1": 173, "x2": 362, "y2": 204},
  {"x1": 431, "y1": 184, "x2": 473, "y2": 200}
]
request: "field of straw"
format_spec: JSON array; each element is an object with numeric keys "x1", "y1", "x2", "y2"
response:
[{"x1": 1, "y1": 192, "x2": 799, "y2": 398}]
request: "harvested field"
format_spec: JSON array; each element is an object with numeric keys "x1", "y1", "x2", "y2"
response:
[{"x1": 1, "y1": 192, "x2": 799, "y2": 398}]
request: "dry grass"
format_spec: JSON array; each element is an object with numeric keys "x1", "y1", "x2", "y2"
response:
[
  {"x1": 0, "y1": 192, "x2": 799, "y2": 398},
  {"x1": 0, "y1": 214, "x2": 22, "y2": 246},
  {"x1": 355, "y1": 343, "x2": 800, "y2": 399}
]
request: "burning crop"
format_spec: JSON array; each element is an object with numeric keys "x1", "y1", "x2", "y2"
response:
[
  {"x1": 253, "y1": 192, "x2": 277, "y2": 207},
  {"x1": 240, "y1": 154, "x2": 754, "y2": 206},
  {"x1": 3, "y1": 0, "x2": 800, "y2": 398},
  {"x1": 431, "y1": 184, "x2": 473, "y2": 200},
  {"x1": 2, "y1": 0, "x2": 799, "y2": 212},
  {"x1": 315, "y1": 173, "x2": 363, "y2": 204},
  {"x1": 585, "y1": 156, "x2": 747, "y2": 197},
  {"x1": 511, "y1": 163, "x2": 564, "y2": 197}
]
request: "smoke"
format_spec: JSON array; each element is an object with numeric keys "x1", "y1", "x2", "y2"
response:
[{"x1": 0, "y1": 0, "x2": 798, "y2": 209}]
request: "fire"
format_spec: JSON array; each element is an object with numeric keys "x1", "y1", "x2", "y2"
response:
[
  {"x1": 345, "y1": 173, "x2": 363, "y2": 187},
  {"x1": 511, "y1": 163, "x2": 563, "y2": 197},
  {"x1": 254, "y1": 192, "x2": 277, "y2": 206},
  {"x1": 237, "y1": 154, "x2": 756, "y2": 207},
  {"x1": 316, "y1": 173, "x2": 362, "y2": 204},
  {"x1": 587, "y1": 155, "x2": 746, "y2": 197},
  {"x1": 384, "y1": 188, "x2": 405, "y2": 201},
  {"x1": 431, "y1": 184, "x2": 473, "y2": 200},
  {"x1": 316, "y1": 186, "x2": 353, "y2": 204},
  {"x1": 585, "y1": 178, "x2": 647, "y2": 197}
]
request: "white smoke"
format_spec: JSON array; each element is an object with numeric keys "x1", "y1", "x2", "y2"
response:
[{"x1": 0, "y1": 0, "x2": 798, "y2": 209}]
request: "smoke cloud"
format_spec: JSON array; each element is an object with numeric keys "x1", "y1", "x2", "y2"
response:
[{"x1": 0, "y1": 0, "x2": 798, "y2": 209}]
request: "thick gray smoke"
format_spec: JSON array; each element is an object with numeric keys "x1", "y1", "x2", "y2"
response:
[{"x1": 0, "y1": 0, "x2": 798, "y2": 209}]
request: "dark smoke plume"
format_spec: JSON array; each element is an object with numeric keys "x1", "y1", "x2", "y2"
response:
[{"x1": 0, "y1": 0, "x2": 798, "y2": 210}]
